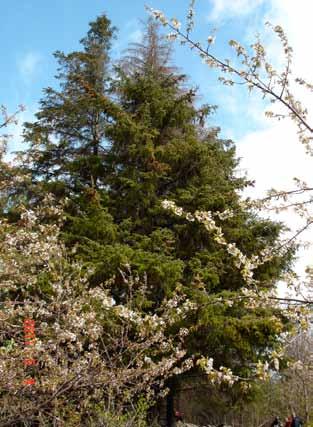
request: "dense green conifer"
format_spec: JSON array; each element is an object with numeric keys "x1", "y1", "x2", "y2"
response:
[
  {"x1": 22, "y1": 15, "x2": 118, "y2": 196},
  {"x1": 70, "y1": 20, "x2": 294, "y2": 374}
]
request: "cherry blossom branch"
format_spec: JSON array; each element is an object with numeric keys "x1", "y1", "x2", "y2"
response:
[
  {"x1": 0, "y1": 105, "x2": 25, "y2": 130},
  {"x1": 146, "y1": 6, "x2": 313, "y2": 152}
]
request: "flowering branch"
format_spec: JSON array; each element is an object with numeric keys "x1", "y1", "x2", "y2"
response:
[
  {"x1": 146, "y1": 6, "x2": 313, "y2": 154},
  {"x1": 0, "y1": 105, "x2": 25, "y2": 130}
]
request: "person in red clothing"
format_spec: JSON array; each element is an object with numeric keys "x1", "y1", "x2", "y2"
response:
[
  {"x1": 174, "y1": 410, "x2": 184, "y2": 422},
  {"x1": 285, "y1": 416, "x2": 293, "y2": 427}
]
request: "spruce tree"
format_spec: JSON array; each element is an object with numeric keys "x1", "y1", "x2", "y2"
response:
[
  {"x1": 19, "y1": 14, "x2": 119, "y2": 257},
  {"x1": 22, "y1": 14, "x2": 118, "y2": 197},
  {"x1": 101, "y1": 22, "x2": 294, "y2": 421},
  {"x1": 79, "y1": 20, "x2": 294, "y2": 375}
]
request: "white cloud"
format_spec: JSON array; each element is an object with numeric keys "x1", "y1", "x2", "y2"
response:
[
  {"x1": 235, "y1": 1, "x2": 313, "y2": 281},
  {"x1": 18, "y1": 52, "x2": 42, "y2": 83},
  {"x1": 237, "y1": 120, "x2": 313, "y2": 292},
  {"x1": 209, "y1": 0, "x2": 265, "y2": 21}
]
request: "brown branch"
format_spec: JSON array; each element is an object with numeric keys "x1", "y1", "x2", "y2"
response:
[
  {"x1": 280, "y1": 57, "x2": 291, "y2": 99},
  {"x1": 199, "y1": 293, "x2": 313, "y2": 308},
  {"x1": 275, "y1": 219, "x2": 313, "y2": 252},
  {"x1": 0, "y1": 108, "x2": 23, "y2": 130},
  {"x1": 265, "y1": 198, "x2": 313, "y2": 211},
  {"x1": 261, "y1": 187, "x2": 313, "y2": 202},
  {"x1": 163, "y1": 21, "x2": 313, "y2": 134}
]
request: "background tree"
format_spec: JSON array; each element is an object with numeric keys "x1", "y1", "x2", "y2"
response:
[
  {"x1": 21, "y1": 15, "x2": 118, "y2": 198},
  {"x1": 279, "y1": 331, "x2": 313, "y2": 424},
  {"x1": 18, "y1": 14, "x2": 120, "y2": 280}
]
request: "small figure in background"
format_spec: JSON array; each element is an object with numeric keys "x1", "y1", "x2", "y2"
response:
[
  {"x1": 291, "y1": 415, "x2": 304, "y2": 427},
  {"x1": 284, "y1": 415, "x2": 293, "y2": 427},
  {"x1": 174, "y1": 409, "x2": 184, "y2": 422},
  {"x1": 271, "y1": 416, "x2": 282, "y2": 427}
]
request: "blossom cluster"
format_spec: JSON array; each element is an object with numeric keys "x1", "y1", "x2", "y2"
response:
[
  {"x1": 161, "y1": 200, "x2": 275, "y2": 286},
  {"x1": 0, "y1": 197, "x2": 203, "y2": 423}
]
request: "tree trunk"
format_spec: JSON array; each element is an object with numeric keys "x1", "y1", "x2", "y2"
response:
[{"x1": 166, "y1": 385, "x2": 174, "y2": 427}]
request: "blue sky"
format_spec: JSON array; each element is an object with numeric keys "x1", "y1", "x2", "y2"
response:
[
  {"x1": 1, "y1": 0, "x2": 271, "y2": 144},
  {"x1": 2, "y1": 1, "x2": 313, "y2": 277}
]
